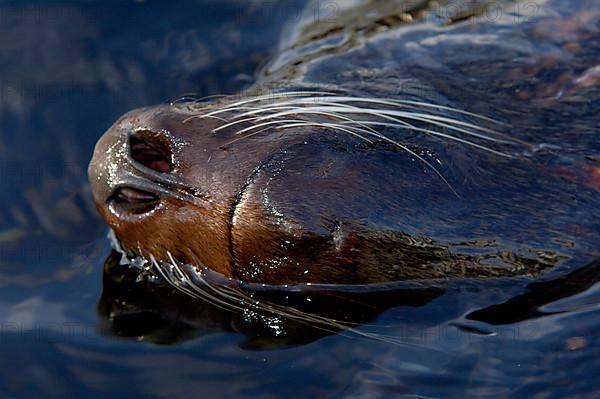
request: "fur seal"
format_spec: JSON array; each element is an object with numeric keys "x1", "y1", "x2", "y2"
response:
[{"x1": 88, "y1": 0, "x2": 600, "y2": 287}]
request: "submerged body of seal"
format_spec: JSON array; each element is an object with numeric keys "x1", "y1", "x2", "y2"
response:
[{"x1": 88, "y1": 0, "x2": 600, "y2": 287}]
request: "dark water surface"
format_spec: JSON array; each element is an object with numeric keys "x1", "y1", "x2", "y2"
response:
[{"x1": 1, "y1": 1, "x2": 599, "y2": 398}]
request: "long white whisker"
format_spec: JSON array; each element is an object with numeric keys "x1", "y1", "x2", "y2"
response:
[
  {"x1": 201, "y1": 106, "x2": 265, "y2": 118},
  {"x1": 236, "y1": 95, "x2": 508, "y2": 128},
  {"x1": 231, "y1": 96, "x2": 514, "y2": 144},
  {"x1": 200, "y1": 91, "x2": 338, "y2": 116},
  {"x1": 319, "y1": 96, "x2": 510, "y2": 126},
  {"x1": 161, "y1": 253, "x2": 248, "y2": 312},
  {"x1": 268, "y1": 95, "x2": 509, "y2": 126},
  {"x1": 344, "y1": 120, "x2": 513, "y2": 158},
  {"x1": 156, "y1": 255, "x2": 440, "y2": 346},
  {"x1": 254, "y1": 106, "x2": 513, "y2": 157},
  {"x1": 177, "y1": 91, "x2": 519, "y2": 189},
  {"x1": 233, "y1": 118, "x2": 313, "y2": 136},
  {"x1": 256, "y1": 109, "x2": 382, "y2": 135},
  {"x1": 261, "y1": 106, "x2": 512, "y2": 144},
  {"x1": 146, "y1": 250, "x2": 430, "y2": 346},
  {"x1": 212, "y1": 116, "x2": 264, "y2": 133},
  {"x1": 199, "y1": 94, "x2": 519, "y2": 149},
  {"x1": 222, "y1": 118, "x2": 378, "y2": 147},
  {"x1": 278, "y1": 122, "x2": 459, "y2": 196},
  {"x1": 274, "y1": 122, "x2": 375, "y2": 144},
  {"x1": 222, "y1": 126, "x2": 287, "y2": 146},
  {"x1": 182, "y1": 252, "x2": 261, "y2": 309},
  {"x1": 164, "y1": 253, "x2": 359, "y2": 333},
  {"x1": 214, "y1": 102, "x2": 408, "y2": 138},
  {"x1": 150, "y1": 255, "x2": 223, "y2": 306},
  {"x1": 392, "y1": 111, "x2": 511, "y2": 141},
  {"x1": 183, "y1": 114, "x2": 230, "y2": 124},
  {"x1": 218, "y1": 115, "x2": 458, "y2": 195},
  {"x1": 229, "y1": 101, "x2": 389, "y2": 122},
  {"x1": 170, "y1": 264, "x2": 408, "y2": 343}
]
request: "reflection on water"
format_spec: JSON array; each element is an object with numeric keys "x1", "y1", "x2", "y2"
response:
[
  {"x1": 98, "y1": 251, "x2": 600, "y2": 349},
  {"x1": 0, "y1": 0, "x2": 599, "y2": 398}
]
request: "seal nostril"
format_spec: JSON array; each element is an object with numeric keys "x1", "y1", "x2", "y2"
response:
[
  {"x1": 108, "y1": 187, "x2": 160, "y2": 215},
  {"x1": 130, "y1": 130, "x2": 174, "y2": 173}
]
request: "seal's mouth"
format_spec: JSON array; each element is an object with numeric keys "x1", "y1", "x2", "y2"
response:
[{"x1": 108, "y1": 186, "x2": 160, "y2": 215}]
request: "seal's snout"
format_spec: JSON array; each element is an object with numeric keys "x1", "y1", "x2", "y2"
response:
[
  {"x1": 88, "y1": 114, "x2": 179, "y2": 219},
  {"x1": 88, "y1": 105, "x2": 239, "y2": 279},
  {"x1": 102, "y1": 129, "x2": 173, "y2": 216}
]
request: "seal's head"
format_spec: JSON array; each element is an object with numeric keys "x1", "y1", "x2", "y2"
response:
[
  {"x1": 89, "y1": 98, "x2": 354, "y2": 286},
  {"x1": 89, "y1": 92, "x2": 532, "y2": 286}
]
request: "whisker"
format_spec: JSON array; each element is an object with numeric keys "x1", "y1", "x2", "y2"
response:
[
  {"x1": 197, "y1": 93, "x2": 520, "y2": 150},
  {"x1": 261, "y1": 106, "x2": 513, "y2": 144},
  {"x1": 342, "y1": 108, "x2": 513, "y2": 155},
  {"x1": 232, "y1": 118, "x2": 311, "y2": 136},
  {"x1": 173, "y1": 90, "x2": 522, "y2": 193},
  {"x1": 321, "y1": 96, "x2": 510, "y2": 126},
  {"x1": 182, "y1": 114, "x2": 230, "y2": 124},
  {"x1": 237, "y1": 96, "x2": 507, "y2": 128},
  {"x1": 162, "y1": 254, "x2": 354, "y2": 332},
  {"x1": 228, "y1": 97, "x2": 515, "y2": 145},
  {"x1": 212, "y1": 116, "x2": 265, "y2": 133},
  {"x1": 221, "y1": 125, "x2": 284, "y2": 146},
  {"x1": 258, "y1": 106, "x2": 513, "y2": 157},
  {"x1": 277, "y1": 122, "x2": 459, "y2": 196},
  {"x1": 216, "y1": 114, "x2": 457, "y2": 195},
  {"x1": 182, "y1": 252, "x2": 261, "y2": 309},
  {"x1": 201, "y1": 91, "x2": 338, "y2": 116},
  {"x1": 223, "y1": 120, "x2": 375, "y2": 146},
  {"x1": 167, "y1": 259, "x2": 390, "y2": 337},
  {"x1": 157, "y1": 254, "x2": 247, "y2": 312},
  {"x1": 150, "y1": 255, "x2": 219, "y2": 306},
  {"x1": 274, "y1": 122, "x2": 375, "y2": 144},
  {"x1": 151, "y1": 253, "x2": 430, "y2": 346},
  {"x1": 201, "y1": 106, "x2": 265, "y2": 118},
  {"x1": 254, "y1": 109, "x2": 382, "y2": 136},
  {"x1": 345, "y1": 120, "x2": 514, "y2": 158},
  {"x1": 267, "y1": 95, "x2": 508, "y2": 126}
]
